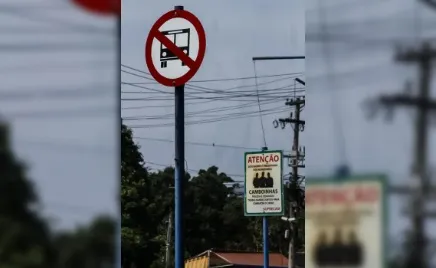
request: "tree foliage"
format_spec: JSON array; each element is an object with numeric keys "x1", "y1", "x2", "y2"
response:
[
  {"x1": 121, "y1": 123, "x2": 306, "y2": 267},
  {"x1": 0, "y1": 121, "x2": 116, "y2": 268},
  {"x1": 0, "y1": 122, "x2": 55, "y2": 267}
]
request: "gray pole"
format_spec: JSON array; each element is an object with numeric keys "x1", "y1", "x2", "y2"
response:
[
  {"x1": 165, "y1": 211, "x2": 173, "y2": 268},
  {"x1": 255, "y1": 57, "x2": 305, "y2": 268},
  {"x1": 290, "y1": 99, "x2": 302, "y2": 268},
  {"x1": 174, "y1": 7, "x2": 186, "y2": 268},
  {"x1": 288, "y1": 205, "x2": 294, "y2": 268},
  {"x1": 252, "y1": 56, "x2": 305, "y2": 61},
  {"x1": 407, "y1": 42, "x2": 431, "y2": 268},
  {"x1": 372, "y1": 42, "x2": 436, "y2": 268},
  {"x1": 116, "y1": 14, "x2": 122, "y2": 268}
]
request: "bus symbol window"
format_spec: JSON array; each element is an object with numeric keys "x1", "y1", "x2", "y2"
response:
[{"x1": 160, "y1": 28, "x2": 190, "y2": 68}]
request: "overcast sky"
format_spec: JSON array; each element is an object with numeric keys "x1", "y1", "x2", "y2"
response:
[
  {"x1": 2, "y1": 0, "x2": 436, "y2": 258},
  {"x1": 121, "y1": 0, "x2": 436, "y2": 253},
  {"x1": 0, "y1": 0, "x2": 117, "y2": 230},
  {"x1": 305, "y1": 0, "x2": 436, "y2": 254},
  {"x1": 121, "y1": 0, "x2": 304, "y2": 181}
]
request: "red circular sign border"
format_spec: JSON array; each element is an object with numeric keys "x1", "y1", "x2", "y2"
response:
[
  {"x1": 145, "y1": 9, "x2": 206, "y2": 87},
  {"x1": 71, "y1": 0, "x2": 121, "y2": 16}
]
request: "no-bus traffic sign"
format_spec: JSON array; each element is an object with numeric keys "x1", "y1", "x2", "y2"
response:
[
  {"x1": 244, "y1": 150, "x2": 284, "y2": 216},
  {"x1": 145, "y1": 8, "x2": 206, "y2": 87}
]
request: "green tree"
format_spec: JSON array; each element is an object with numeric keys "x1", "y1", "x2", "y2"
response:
[
  {"x1": 0, "y1": 119, "x2": 117, "y2": 268},
  {"x1": 0, "y1": 121, "x2": 55, "y2": 268},
  {"x1": 121, "y1": 123, "x2": 175, "y2": 267},
  {"x1": 54, "y1": 215, "x2": 116, "y2": 268},
  {"x1": 121, "y1": 122, "x2": 306, "y2": 267}
]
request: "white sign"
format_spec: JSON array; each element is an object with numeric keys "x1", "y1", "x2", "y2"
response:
[
  {"x1": 305, "y1": 176, "x2": 386, "y2": 268},
  {"x1": 151, "y1": 18, "x2": 200, "y2": 79},
  {"x1": 244, "y1": 151, "x2": 284, "y2": 216}
]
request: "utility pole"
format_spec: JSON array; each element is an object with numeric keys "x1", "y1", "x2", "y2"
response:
[
  {"x1": 274, "y1": 91, "x2": 305, "y2": 268},
  {"x1": 368, "y1": 42, "x2": 436, "y2": 268},
  {"x1": 253, "y1": 55, "x2": 305, "y2": 268},
  {"x1": 165, "y1": 210, "x2": 173, "y2": 268}
]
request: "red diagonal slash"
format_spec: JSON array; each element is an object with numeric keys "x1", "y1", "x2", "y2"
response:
[{"x1": 152, "y1": 29, "x2": 196, "y2": 69}]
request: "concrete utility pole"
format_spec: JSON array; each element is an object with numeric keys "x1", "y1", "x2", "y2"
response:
[
  {"x1": 369, "y1": 42, "x2": 436, "y2": 268},
  {"x1": 252, "y1": 56, "x2": 305, "y2": 268},
  {"x1": 165, "y1": 211, "x2": 173, "y2": 268},
  {"x1": 274, "y1": 93, "x2": 305, "y2": 268}
]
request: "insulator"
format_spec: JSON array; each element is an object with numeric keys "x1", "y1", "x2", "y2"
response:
[{"x1": 273, "y1": 120, "x2": 279, "y2": 128}]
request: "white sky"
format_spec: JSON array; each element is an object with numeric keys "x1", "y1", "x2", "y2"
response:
[
  {"x1": 1, "y1": 0, "x2": 436, "y2": 260},
  {"x1": 0, "y1": 0, "x2": 118, "y2": 230}
]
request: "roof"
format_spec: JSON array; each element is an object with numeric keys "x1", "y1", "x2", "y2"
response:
[
  {"x1": 186, "y1": 249, "x2": 288, "y2": 268},
  {"x1": 185, "y1": 255, "x2": 209, "y2": 268},
  {"x1": 213, "y1": 252, "x2": 288, "y2": 267}
]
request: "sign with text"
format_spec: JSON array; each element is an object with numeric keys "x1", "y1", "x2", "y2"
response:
[
  {"x1": 305, "y1": 175, "x2": 387, "y2": 268},
  {"x1": 244, "y1": 150, "x2": 284, "y2": 216}
]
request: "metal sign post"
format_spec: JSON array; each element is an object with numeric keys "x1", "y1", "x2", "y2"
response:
[
  {"x1": 145, "y1": 6, "x2": 206, "y2": 268},
  {"x1": 263, "y1": 216, "x2": 269, "y2": 268},
  {"x1": 244, "y1": 150, "x2": 284, "y2": 268}
]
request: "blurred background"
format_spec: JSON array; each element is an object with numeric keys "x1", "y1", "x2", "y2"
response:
[
  {"x1": 0, "y1": 0, "x2": 118, "y2": 267},
  {"x1": 306, "y1": 0, "x2": 436, "y2": 267},
  {"x1": 3, "y1": 0, "x2": 436, "y2": 267}
]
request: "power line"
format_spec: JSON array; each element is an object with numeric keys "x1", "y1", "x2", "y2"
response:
[
  {"x1": 145, "y1": 160, "x2": 244, "y2": 178},
  {"x1": 184, "y1": 83, "x2": 304, "y2": 96},
  {"x1": 0, "y1": 43, "x2": 114, "y2": 52},
  {"x1": 0, "y1": 84, "x2": 114, "y2": 101},
  {"x1": 306, "y1": 32, "x2": 436, "y2": 46},
  {"x1": 124, "y1": 105, "x2": 287, "y2": 122},
  {"x1": 0, "y1": 60, "x2": 114, "y2": 73},
  {"x1": 122, "y1": 98, "x2": 283, "y2": 120},
  {"x1": 121, "y1": 63, "x2": 303, "y2": 83},
  {"x1": 126, "y1": 75, "x2": 300, "y2": 90},
  {"x1": 121, "y1": 69, "x2": 156, "y2": 81},
  {"x1": 122, "y1": 99, "x2": 217, "y2": 109},
  {"x1": 121, "y1": 92, "x2": 303, "y2": 102},
  {"x1": 121, "y1": 85, "x2": 304, "y2": 99},
  {"x1": 16, "y1": 139, "x2": 114, "y2": 154},
  {"x1": 253, "y1": 61, "x2": 267, "y2": 149},
  {"x1": 4, "y1": 106, "x2": 115, "y2": 120},
  {"x1": 127, "y1": 106, "x2": 290, "y2": 129},
  {"x1": 121, "y1": 81, "x2": 169, "y2": 94},
  {"x1": 135, "y1": 136, "x2": 291, "y2": 152},
  {"x1": 145, "y1": 160, "x2": 292, "y2": 184}
]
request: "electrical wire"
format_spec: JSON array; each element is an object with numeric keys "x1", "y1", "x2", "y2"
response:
[
  {"x1": 5, "y1": 106, "x2": 114, "y2": 120},
  {"x1": 134, "y1": 136, "x2": 291, "y2": 154},
  {"x1": 144, "y1": 160, "x2": 244, "y2": 178},
  {"x1": 17, "y1": 139, "x2": 114, "y2": 154},
  {"x1": 0, "y1": 43, "x2": 114, "y2": 52},
  {"x1": 0, "y1": 60, "x2": 114, "y2": 73},
  {"x1": 127, "y1": 107, "x2": 290, "y2": 129},
  {"x1": 121, "y1": 84, "x2": 304, "y2": 99},
  {"x1": 136, "y1": 136, "x2": 262, "y2": 150},
  {"x1": 121, "y1": 63, "x2": 303, "y2": 83},
  {"x1": 122, "y1": 99, "x2": 217, "y2": 109},
  {"x1": 0, "y1": 84, "x2": 114, "y2": 101},
  {"x1": 144, "y1": 160, "x2": 292, "y2": 184},
  {"x1": 122, "y1": 98, "x2": 283, "y2": 120},
  {"x1": 317, "y1": 0, "x2": 349, "y2": 168},
  {"x1": 252, "y1": 61, "x2": 267, "y2": 149}
]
